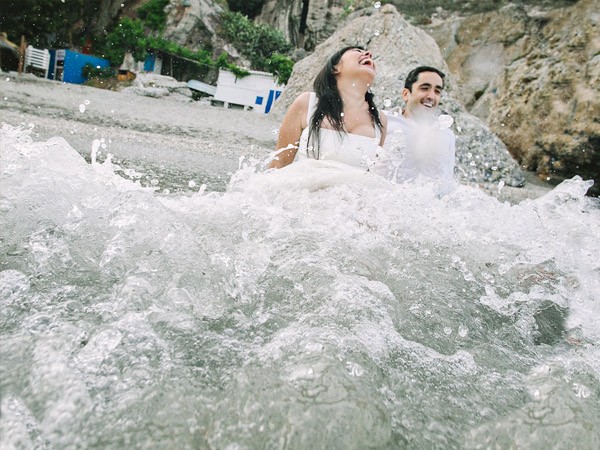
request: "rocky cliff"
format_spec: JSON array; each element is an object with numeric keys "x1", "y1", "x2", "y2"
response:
[
  {"x1": 256, "y1": 0, "x2": 345, "y2": 51},
  {"x1": 424, "y1": 0, "x2": 598, "y2": 191},
  {"x1": 273, "y1": 4, "x2": 525, "y2": 186},
  {"x1": 257, "y1": 0, "x2": 371, "y2": 51},
  {"x1": 162, "y1": 0, "x2": 228, "y2": 53}
]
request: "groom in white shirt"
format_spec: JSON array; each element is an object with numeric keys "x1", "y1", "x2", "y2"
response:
[{"x1": 377, "y1": 66, "x2": 456, "y2": 192}]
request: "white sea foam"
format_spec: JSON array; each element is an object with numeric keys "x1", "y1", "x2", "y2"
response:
[{"x1": 1, "y1": 125, "x2": 599, "y2": 448}]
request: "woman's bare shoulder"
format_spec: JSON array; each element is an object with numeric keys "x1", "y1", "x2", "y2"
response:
[
  {"x1": 290, "y1": 92, "x2": 311, "y2": 109},
  {"x1": 283, "y1": 92, "x2": 312, "y2": 127}
]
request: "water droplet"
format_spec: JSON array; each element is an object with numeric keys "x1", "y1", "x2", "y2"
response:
[
  {"x1": 150, "y1": 179, "x2": 159, "y2": 186},
  {"x1": 491, "y1": 165, "x2": 498, "y2": 170},
  {"x1": 443, "y1": 327, "x2": 452, "y2": 335},
  {"x1": 84, "y1": 99, "x2": 90, "y2": 105},
  {"x1": 347, "y1": 362, "x2": 364, "y2": 377},
  {"x1": 162, "y1": 188, "x2": 170, "y2": 194},
  {"x1": 573, "y1": 383, "x2": 591, "y2": 398},
  {"x1": 458, "y1": 325, "x2": 468, "y2": 337},
  {"x1": 188, "y1": 180, "x2": 196, "y2": 188},
  {"x1": 374, "y1": 1, "x2": 382, "y2": 8},
  {"x1": 374, "y1": 30, "x2": 380, "y2": 36},
  {"x1": 383, "y1": 98, "x2": 392, "y2": 107},
  {"x1": 79, "y1": 104, "x2": 86, "y2": 113},
  {"x1": 469, "y1": 161, "x2": 476, "y2": 166},
  {"x1": 467, "y1": 152, "x2": 473, "y2": 158},
  {"x1": 272, "y1": 128, "x2": 278, "y2": 135},
  {"x1": 5, "y1": 77, "x2": 10, "y2": 81},
  {"x1": 498, "y1": 180, "x2": 505, "y2": 192},
  {"x1": 3, "y1": 97, "x2": 7, "y2": 101},
  {"x1": 340, "y1": 112, "x2": 345, "y2": 117},
  {"x1": 438, "y1": 114, "x2": 454, "y2": 129}
]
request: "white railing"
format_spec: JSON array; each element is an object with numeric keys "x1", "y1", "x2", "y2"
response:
[{"x1": 24, "y1": 45, "x2": 50, "y2": 78}]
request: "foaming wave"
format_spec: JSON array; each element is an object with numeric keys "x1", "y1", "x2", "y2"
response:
[{"x1": 1, "y1": 125, "x2": 599, "y2": 448}]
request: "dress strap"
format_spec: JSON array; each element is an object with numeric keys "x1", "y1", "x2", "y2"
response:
[
  {"x1": 374, "y1": 120, "x2": 381, "y2": 141},
  {"x1": 307, "y1": 92, "x2": 317, "y2": 124}
]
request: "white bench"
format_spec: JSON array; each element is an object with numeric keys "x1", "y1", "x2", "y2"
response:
[{"x1": 24, "y1": 45, "x2": 50, "y2": 78}]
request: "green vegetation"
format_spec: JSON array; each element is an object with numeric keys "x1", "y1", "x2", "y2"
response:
[
  {"x1": 265, "y1": 53, "x2": 294, "y2": 86},
  {"x1": 137, "y1": 0, "x2": 170, "y2": 31},
  {"x1": 342, "y1": 0, "x2": 357, "y2": 17},
  {"x1": 146, "y1": 35, "x2": 214, "y2": 67},
  {"x1": 146, "y1": 36, "x2": 249, "y2": 77},
  {"x1": 214, "y1": 53, "x2": 250, "y2": 78},
  {"x1": 219, "y1": 11, "x2": 294, "y2": 84},
  {"x1": 100, "y1": 18, "x2": 147, "y2": 64}
]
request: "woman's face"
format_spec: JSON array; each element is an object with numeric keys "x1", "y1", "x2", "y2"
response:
[{"x1": 334, "y1": 48, "x2": 376, "y2": 79}]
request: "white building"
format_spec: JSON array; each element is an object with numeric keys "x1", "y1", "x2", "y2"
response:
[{"x1": 212, "y1": 69, "x2": 283, "y2": 114}]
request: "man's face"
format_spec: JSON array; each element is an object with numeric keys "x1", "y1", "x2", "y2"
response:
[{"x1": 402, "y1": 71, "x2": 444, "y2": 118}]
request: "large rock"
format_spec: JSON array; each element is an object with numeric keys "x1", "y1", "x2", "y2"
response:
[
  {"x1": 162, "y1": 0, "x2": 227, "y2": 54},
  {"x1": 425, "y1": 0, "x2": 599, "y2": 193},
  {"x1": 274, "y1": 4, "x2": 525, "y2": 186}
]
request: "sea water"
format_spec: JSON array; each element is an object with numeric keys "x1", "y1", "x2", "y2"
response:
[{"x1": 1, "y1": 124, "x2": 599, "y2": 449}]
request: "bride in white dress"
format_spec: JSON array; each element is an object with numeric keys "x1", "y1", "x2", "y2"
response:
[{"x1": 268, "y1": 47, "x2": 387, "y2": 173}]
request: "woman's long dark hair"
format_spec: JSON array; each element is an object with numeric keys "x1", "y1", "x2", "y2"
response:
[{"x1": 307, "y1": 46, "x2": 383, "y2": 159}]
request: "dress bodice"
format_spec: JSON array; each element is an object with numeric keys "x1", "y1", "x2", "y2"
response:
[{"x1": 296, "y1": 93, "x2": 382, "y2": 170}]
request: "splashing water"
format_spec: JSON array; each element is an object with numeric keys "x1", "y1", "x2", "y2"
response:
[{"x1": 1, "y1": 125, "x2": 599, "y2": 448}]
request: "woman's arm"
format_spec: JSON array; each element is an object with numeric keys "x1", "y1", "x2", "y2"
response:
[{"x1": 269, "y1": 92, "x2": 310, "y2": 169}]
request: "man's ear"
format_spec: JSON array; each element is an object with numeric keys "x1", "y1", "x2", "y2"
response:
[{"x1": 401, "y1": 87, "x2": 410, "y2": 102}]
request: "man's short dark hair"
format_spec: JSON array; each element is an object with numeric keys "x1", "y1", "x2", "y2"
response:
[{"x1": 404, "y1": 66, "x2": 446, "y2": 91}]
